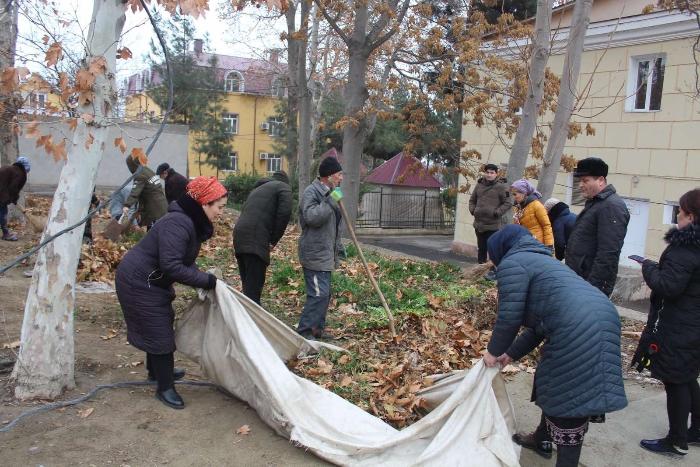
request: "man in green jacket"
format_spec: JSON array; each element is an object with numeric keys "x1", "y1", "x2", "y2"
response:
[
  {"x1": 233, "y1": 171, "x2": 292, "y2": 304},
  {"x1": 123, "y1": 156, "x2": 168, "y2": 230}
]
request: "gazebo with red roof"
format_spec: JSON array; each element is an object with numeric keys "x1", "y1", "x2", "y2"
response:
[{"x1": 359, "y1": 152, "x2": 447, "y2": 230}]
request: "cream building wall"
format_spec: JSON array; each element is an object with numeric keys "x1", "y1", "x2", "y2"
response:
[{"x1": 455, "y1": 8, "x2": 700, "y2": 263}]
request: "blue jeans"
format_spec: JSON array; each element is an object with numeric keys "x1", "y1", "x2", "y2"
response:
[
  {"x1": 297, "y1": 268, "x2": 331, "y2": 335},
  {"x1": 0, "y1": 204, "x2": 8, "y2": 234}
]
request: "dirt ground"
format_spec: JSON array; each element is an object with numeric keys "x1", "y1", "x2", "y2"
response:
[{"x1": 0, "y1": 219, "x2": 328, "y2": 467}]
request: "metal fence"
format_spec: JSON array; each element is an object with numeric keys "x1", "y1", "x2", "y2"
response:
[{"x1": 357, "y1": 188, "x2": 455, "y2": 230}]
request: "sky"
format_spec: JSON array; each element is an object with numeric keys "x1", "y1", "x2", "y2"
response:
[{"x1": 16, "y1": 0, "x2": 287, "y2": 82}]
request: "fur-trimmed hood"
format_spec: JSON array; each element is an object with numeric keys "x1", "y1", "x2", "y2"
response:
[{"x1": 665, "y1": 223, "x2": 700, "y2": 247}]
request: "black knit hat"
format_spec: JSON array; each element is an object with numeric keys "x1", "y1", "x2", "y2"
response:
[
  {"x1": 156, "y1": 162, "x2": 170, "y2": 175},
  {"x1": 484, "y1": 163, "x2": 499, "y2": 172},
  {"x1": 574, "y1": 157, "x2": 608, "y2": 178},
  {"x1": 319, "y1": 156, "x2": 342, "y2": 177}
]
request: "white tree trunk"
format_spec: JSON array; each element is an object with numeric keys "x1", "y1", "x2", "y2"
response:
[
  {"x1": 13, "y1": 0, "x2": 127, "y2": 400},
  {"x1": 297, "y1": 0, "x2": 313, "y2": 192},
  {"x1": 537, "y1": 0, "x2": 593, "y2": 199},
  {"x1": 506, "y1": 0, "x2": 552, "y2": 184}
]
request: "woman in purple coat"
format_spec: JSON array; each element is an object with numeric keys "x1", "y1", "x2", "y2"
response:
[{"x1": 116, "y1": 176, "x2": 227, "y2": 409}]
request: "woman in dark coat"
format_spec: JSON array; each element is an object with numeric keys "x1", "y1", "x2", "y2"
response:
[
  {"x1": 116, "y1": 176, "x2": 228, "y2": 409},
  {"x1": 636, "y1": 188, "x2": 700, "y2": 457},
  {"x1": 483, "y1": 225, "x2": 627, "y2": 467}
]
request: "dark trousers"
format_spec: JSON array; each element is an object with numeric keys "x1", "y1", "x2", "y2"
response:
[
  {"x1": 534, "y1": 413, "x2": 589, "y2": 467},
  {"x1": 297, "y1": 268, "x2": 331, "y2": 335},
  {"x1": 146, "y1": 352, "x2": 174, "y2": 392},
  {"x1": 0, "y1": 204, "x2": 8, "y2": 234},
  {"x1": 475, "y1": 229, "x2": 496, "y2": 264},
  {"x1": 235, "y1": 253, "x2": 268, "y2": 305},
  {"x1": 664, "y1": 379, "x2": 700, "y2": 447}
]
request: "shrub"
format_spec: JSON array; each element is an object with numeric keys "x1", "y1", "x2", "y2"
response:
[{"x1": 223, "y1": 172, "x2": 261, "y2": 206}]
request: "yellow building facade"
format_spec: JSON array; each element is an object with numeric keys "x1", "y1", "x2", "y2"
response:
[
  {"x1": 454, "y1": 1, "x2": 700, "y2": 265},
  {"x1": 124, "y1": 50, "x2": 287, "y2": 179}
]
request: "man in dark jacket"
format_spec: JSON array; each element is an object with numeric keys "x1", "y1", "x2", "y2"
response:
[
  {"x1": 233, "y1": 171, "x2": 292, "y2": 304},
  {"x1": 565, "y1": 157, "x2": 630, "y2": 297},
  {"x1": 468, "y1": 163, "x2": 512, "y2": 263},
  {"x1": 297, "y1": 157, "x2": 344, "y2": 340},
  {"x1": 0, "y1": 156, "x2": 30, "y2": 241},
  {"x1": 156, "y1": 163, "x2": 189, "y2": 204},
  {"x1": 544, "y1": 198, "x2": 577, "y2": 260},
  {"x1": 123, "y1": 156, "x2": 168, "y2": 229}
]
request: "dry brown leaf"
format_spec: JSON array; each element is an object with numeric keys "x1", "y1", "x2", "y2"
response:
[
  {"x1": 45, "y1": 42, "x2": 64, "y2": 67},
  {"x1": 339, "y1": 376, "x2": 353, "y2": 387},
  {"x1": 77, "y1": 407, "x2": 94, "y2": 418},
  {"x1": 117, "y1": 47, "x2": 133, "y2": 60},
  {"x1": 84, "y1": 133, "x2": 95, "y2": 150},
  {"x1": 114, "y1": 136, "x2": 127, "y2": 154},
  {"x1": 338, "y1": 354, "x2": 351, "y2": 365},
  {"x1": 68, "y1": 118, "x2": 78, "y2": 131},
  {"x1": 41, "y1": 34, "x2": 49, "y2": 45},
  {"x1": 236, "y1": 424, "x2": 251, "y2": 435},
  {"x1": 25, "y1": 121, "x2": 40, "y2": 138}
]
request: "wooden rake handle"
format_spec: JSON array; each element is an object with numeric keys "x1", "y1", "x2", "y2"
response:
[{"x1": 336, "y1": 198, "x2": 397, "y2": 338}]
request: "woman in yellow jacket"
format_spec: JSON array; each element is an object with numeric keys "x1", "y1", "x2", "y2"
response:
[{"x1": 511, "y1": 179, "x2": 554, "y2": 249}]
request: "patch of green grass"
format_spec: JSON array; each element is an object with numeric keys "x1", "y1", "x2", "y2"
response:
[{"x1": 122, "y1": 229, "x2": 145, "y2": 245}]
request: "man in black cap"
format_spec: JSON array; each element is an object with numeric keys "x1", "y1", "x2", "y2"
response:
[
  {"x1": 233, "y1": 171, "x2": 292, "y2": 305},
  {"x1": 156, "y1": 162, "x2": 188, "y2": 204},
  {"x1": 565, "y1": 157, "x2": 630, "y2": 297},
  {"x1": 468, "y1": 163, "x2": 512, "y2": 263},
  {"x1": 296, "y1": 156, "x2": 344, "y2": 340}
]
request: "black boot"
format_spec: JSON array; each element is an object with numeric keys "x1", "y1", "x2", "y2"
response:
[
  {"x1": 156, "y1": 387, "x2": 185, "y2": 410},
  {"x1": 513, "y1": 432, "x2": 553, "y2": 459}
]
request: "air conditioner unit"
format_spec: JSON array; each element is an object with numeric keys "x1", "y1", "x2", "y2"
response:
[
  {"x1": 259, "y1": 152, "x2": 269, "y2": 160},
  {"x1": 260, "y1": 122, "x2": 270, "y2": 131}
]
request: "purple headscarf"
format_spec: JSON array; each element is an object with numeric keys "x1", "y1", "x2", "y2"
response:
[{"x1": 511, "y1": 179, "x2": 542, "y2": 199}]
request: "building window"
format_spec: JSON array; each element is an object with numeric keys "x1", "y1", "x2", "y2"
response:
[
  {"x1": 223, "y1": 152, "x2": 238, "y2": 172},
  {"x1": 266, "y1": 154, "x2": 281, "y2": 173},
  {"x1": 627, "y1": 54, "x2": 665, "y2": 112},
  {"x1": 267, "y1": 117, "x2": 284, "y2": 137},
  {"x1": 28, "y1": 92, "x2": 47, "y2": 109},
  {"x1": 225, "y1": 71, "x2": 243, "y2": 93},
  {"x1": 271, "y1": 77, "x2": 285, "y2": 97},
  {"x1": 222, "y1": 113, "x2": 238, "y2": 134},
  {"x1": 663, "y1": 202, "x2": 680, "y2": 225},
  {"x1": 142, "y1": 70, "x2": 150, "y2": 88}
]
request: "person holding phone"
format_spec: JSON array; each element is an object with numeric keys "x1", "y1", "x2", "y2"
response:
[{"x1": 635, "y1": 188, "x2": 700, "y2": 457}]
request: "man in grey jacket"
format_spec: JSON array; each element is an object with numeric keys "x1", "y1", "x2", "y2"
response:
[{"x1": 297, "y1": 157, "x2": 344, "y2": 340}]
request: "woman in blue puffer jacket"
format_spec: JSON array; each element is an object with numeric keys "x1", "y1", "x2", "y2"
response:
[{"x1": 483, "y1": 225, "x2": 627, "y2": 467}]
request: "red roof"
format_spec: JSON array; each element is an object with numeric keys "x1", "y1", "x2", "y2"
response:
[
  {"x1": 124, "y1": 52, "x2": 286, "y2": 96},
  {"x1": 365, "y1": 152, "x2": 441, "y2": 188},
  {"x1": 320, "y1": 148, "x2": 368, "y2": 177}
]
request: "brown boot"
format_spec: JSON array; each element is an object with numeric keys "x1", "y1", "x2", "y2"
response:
[{"x1": 513, "y1": 432, "x2": 553, "y2": 459}]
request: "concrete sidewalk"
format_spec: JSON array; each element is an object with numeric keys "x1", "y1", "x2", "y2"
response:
[{"x1": 357, "y1": 234, "x2": 475, "y2": 269}]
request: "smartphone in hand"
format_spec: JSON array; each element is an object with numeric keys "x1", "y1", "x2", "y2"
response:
[{"x1": 628, "y1": 254, "x2": 646, "y2": 263}]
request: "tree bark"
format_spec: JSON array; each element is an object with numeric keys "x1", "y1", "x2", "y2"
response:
[
  {"x1": 13, "y1": 0, "x2": 127, "y2": 400},
  {"x1": 506, "y1": 0, "x2": 552, "y2": 184},
  {"x1": 537, "y1": 0, "x2": 593, "y2": 199},
  {"x1": 0, "y1": 0, "x2": 19, "y2": 169},
  {"x1": 297, "y1": 0, "x2": 313, "y2": 192},
  {"x1": 285, "y1": 2, "x2": 300, "y2": 174}
]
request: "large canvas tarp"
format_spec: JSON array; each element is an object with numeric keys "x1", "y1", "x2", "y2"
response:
[{"x1": 175, "y1": 284, "x2": 521, "y2": 466}]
